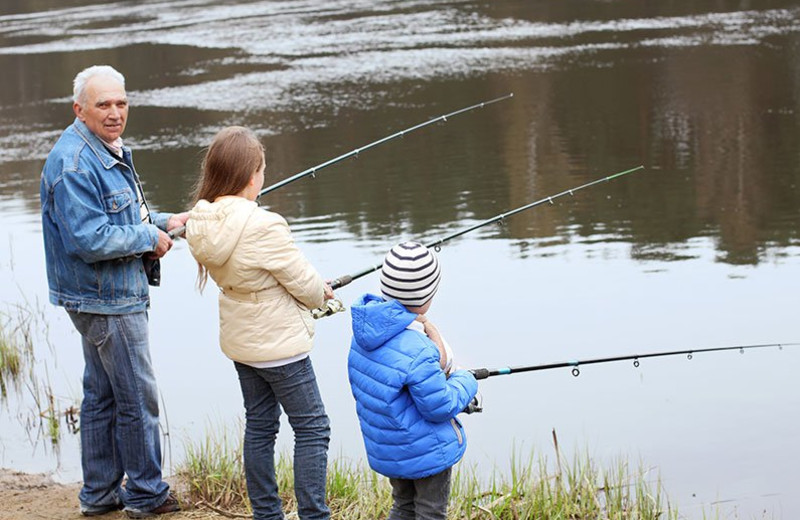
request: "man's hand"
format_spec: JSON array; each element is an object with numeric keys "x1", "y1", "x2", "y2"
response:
[{"x1": 150, "y1": 229, "x2": 174, "y2": 259}]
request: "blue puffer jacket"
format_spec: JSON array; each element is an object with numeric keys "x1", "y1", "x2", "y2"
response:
[{"x1": 348, "y1": 293, "x2": 479, "y2": 480}]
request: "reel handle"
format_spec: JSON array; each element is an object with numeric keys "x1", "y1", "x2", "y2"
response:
[{"x1": 168, "y1": 225, "x2": 185, "y2": 239}]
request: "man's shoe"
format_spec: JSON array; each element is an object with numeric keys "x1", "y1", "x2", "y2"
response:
[
  {"x1": 125, "y1": 493, "x2": 181, "y2": 518},
  {"x1": 80, "y1": 501, "x2": 124, "y2": 516}
]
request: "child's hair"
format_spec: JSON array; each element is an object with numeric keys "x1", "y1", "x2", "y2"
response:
[
  {"x1": 193, "y1": 126, "x2": 265, "y2": 292},
  {"x1": 193, "y1": 126, "x2": 265, "y2": 204}
]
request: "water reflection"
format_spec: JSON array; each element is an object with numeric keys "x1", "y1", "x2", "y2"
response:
[
  {"x1": 1, "y1": 8, "x2": 797, "y2": 262},
  {"x1": 1, "y1": 1, "x2": 800, "y2": 518}
]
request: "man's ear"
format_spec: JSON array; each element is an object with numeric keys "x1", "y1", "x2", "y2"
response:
[{"x1": 73, "y1": 102, "x2": 84, "y2": 121}]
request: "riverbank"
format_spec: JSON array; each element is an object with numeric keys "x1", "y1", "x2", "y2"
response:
[
  {"x1": 0, "y1": 469, "x2": 222, "y2": 520},
  {"x1": 0, "y1": 445, "x2": 677, "y2": 519}
]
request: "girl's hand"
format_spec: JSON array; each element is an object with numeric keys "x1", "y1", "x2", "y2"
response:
[
  {"x1": 167, "y1": 212, "x2": 189, "y2": 233},
  {"x1": 323, "y1": 282, "x2": 335, "y2": 300}
]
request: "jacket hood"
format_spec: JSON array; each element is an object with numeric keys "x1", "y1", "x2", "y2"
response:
[
  {"x1": 350, "y1": 293, "x2": 416, "y2": 351},
  {"x1": 186, "y1": 197, "x2": 256, "y2": 268}
]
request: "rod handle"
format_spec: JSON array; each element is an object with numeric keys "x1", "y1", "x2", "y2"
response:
[
  {"x1": 168, "y1": 225, "x2": 185, "y2": 239},
  {"x1": 470, "y1": 368, "x2": 491, "y2": 380},
  {"x1": 330, "y1": 275, "x2": 353, "y2": 290}
]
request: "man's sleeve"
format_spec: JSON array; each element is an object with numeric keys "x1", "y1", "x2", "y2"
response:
[{"x1": 52, "y1": 171, "x2": 159, "y2": 263}]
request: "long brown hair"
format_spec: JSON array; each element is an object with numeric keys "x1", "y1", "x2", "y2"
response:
[
  {"x1": 193, "y1": 126, "x2": 265, "y2": 204},
  {"x1": 193, "y1": 126, "x2": 265, "y2": 292}
]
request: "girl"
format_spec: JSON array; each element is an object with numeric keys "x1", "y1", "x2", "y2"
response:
[{"x1": 186, "y1": 126, "x2": 333, "y2": 520}]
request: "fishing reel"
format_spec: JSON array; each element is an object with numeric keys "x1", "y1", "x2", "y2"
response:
[
  {"x1": 463, "y1": 394, "x2": 483, "y2": 414},
  {"x1": 311, "y1": 298, "x2": 346, "y2": 319}
]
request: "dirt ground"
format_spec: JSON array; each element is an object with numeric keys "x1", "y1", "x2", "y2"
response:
[{"x1": 0, "y1": 469, "x2": 230, "y2": 520}]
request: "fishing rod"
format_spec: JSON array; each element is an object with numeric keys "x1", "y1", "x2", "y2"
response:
[
  {"x1": 310, "y1": 164, "x2": 644, "y2": 318},
  {"x1": 326, "y1": 165, "x2": 645, "y2": 292},
  {"x1": 469, "y1": 342, "x2": 800, "y2": 380},
  {"x1": 258, "y1": 93, "x2": 514, "y2": 198},
  {"x1": 168, "y1": 93, "x2": 514, "y2": 239}
]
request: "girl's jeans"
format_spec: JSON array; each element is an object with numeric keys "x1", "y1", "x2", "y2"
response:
[
  {"x1": 68, "y1": 311, "x2": 169, "y2": 512},
  {"x1": 388, "y1": 467, "x2": 452, "y2": 520},
  {"x1": 234, "y1": 357, "x2": 331, "y2": 520}
]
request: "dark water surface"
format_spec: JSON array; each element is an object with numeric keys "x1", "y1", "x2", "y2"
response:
[{"x1": 1, "y1": 1, "x2": 800, "y2": 518}]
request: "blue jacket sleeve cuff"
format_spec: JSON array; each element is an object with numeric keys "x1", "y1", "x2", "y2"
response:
[
  {"x1": 150, "y1": 211, "x2": 171, "y2": 231},
  {"x1": 146, "y1": 224, "x2": 160, "y2": 251}
]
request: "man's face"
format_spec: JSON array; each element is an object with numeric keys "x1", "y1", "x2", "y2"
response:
[{"x1": 73, "y1": 75, "x2": 128, "y2": 143}]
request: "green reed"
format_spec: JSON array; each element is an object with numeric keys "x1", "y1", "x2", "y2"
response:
[
  {"x1": 176, "y1": 425, "x2": 678, "y2": 519},
  {"x1": 0, "y1": 308, "x2": 30, "y2": 398},
  {"x1": 0, "y1": 329, "x2": 22, "y2": 398},
  {"x1": 1, "y1": 301, "x2": 75, "y2": 448},
  {"x1": 177, "y1": 422, "x2": 249, "y2": 513}
]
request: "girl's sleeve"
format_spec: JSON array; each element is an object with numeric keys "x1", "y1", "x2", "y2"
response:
[{"x1": 253, "y1": 213, "x2": 325, "y2": 309}]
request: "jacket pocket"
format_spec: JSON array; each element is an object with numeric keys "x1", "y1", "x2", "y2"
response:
[
  {"x1": 293, "y1": 300, "x2": 315, "y2": 339},
  {"x1": 103, "y1": 189, "x2": 133, "y2": 214},
  {"x1": 450, "y1": 418, "x2": 464, "y2": 445}
]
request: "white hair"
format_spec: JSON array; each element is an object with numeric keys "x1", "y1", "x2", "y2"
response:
[{"x1": 72, "y1": 65, "x2": 125, "y2": 106}]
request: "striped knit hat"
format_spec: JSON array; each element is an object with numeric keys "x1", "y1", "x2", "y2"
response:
[{"x1": 380, "y1": 242, "x2": 442, "y2": 307}]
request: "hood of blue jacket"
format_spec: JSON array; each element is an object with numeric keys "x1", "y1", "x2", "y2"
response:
[{"x1": 351, "y1": 293, "x2": 416, "y2": 351}]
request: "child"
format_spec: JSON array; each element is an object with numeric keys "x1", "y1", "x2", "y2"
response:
[
  {"x1": 347, "y1": 241, "x2": 479, "y2": 520},
  {"x1": 186, "y1": 126, "x2": 334, "y2": 520}
]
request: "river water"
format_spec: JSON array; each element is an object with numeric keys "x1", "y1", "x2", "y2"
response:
[{"x1": 1, "y1": 0, "x2": 800, "y2": 518}]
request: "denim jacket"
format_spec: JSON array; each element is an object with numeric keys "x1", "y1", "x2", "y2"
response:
[{"x1": 40, "y1": 119, "x2": 171, "y2": 314}]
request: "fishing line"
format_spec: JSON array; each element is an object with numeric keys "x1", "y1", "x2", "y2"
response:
[{"x1": 468, "y1": 342, "x2": 800, "y2": 380}]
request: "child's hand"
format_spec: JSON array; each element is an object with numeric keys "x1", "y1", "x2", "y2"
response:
[{"x1": 416, "y1": 315, "x2": 448, "y2": 371}]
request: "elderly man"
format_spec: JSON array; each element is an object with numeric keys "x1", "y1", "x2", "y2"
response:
[{"x1": 40, "y1": 65, "x2": 187, "y2": 518}]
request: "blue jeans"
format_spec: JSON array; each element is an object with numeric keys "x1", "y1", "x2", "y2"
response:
[
  {"x1": 234, "y1": 357, "x2": 331, "y2": 520},
  {"x1": 68, "y1": 311, "x2": 169, "y2": 512},
  {"x1": 388, "y1": 467, "x2": 452, "y2": 520}
]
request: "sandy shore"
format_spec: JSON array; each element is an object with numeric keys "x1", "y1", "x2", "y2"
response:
[{"x1": 0, "y1": 469, "x2": 222, "y2": 520}]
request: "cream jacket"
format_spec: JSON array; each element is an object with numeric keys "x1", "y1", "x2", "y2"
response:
[{"x1": 186, "y1": 197, "x2": 325, "y2": 363}]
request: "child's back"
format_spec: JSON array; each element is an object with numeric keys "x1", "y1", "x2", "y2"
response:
[
  {"x1": 188, "y1": 196, "x2": 323, "y2": 363},
  {"x1": 348, "y1": 242, "x2": 478, "y2": 483}
]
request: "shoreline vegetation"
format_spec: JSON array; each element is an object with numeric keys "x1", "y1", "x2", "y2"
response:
[
  {"x1": 177, "y1": 425, "x2": 681, "y2": 519},
  {"x1": 0, "y1": 300, "x2": 78, "y2": 453},
  {"x1": 2, "y1": 302, "x2": 692, "y2": 519}
]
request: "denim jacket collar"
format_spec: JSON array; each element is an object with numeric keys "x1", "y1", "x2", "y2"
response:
[{"x1": 71, "y1": 118, "x2": 131, "y2": 170}]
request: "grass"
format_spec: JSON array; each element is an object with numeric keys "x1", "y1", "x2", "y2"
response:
[
  {"x1": 176, "y1": 425, "x2": 679, "y2": 519},
  {"x1": 0, "y1": 329, "x2": 23, "y2": 398},
  {"x1": 178, "y1": 422, "x2": 249, "y2": 513},
  {"x1": 0, "y1": 308, "x2": 30, "y2": 399},
  {"x1": 0, "y1": 301, "x2": 77, "y2": 449}
]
